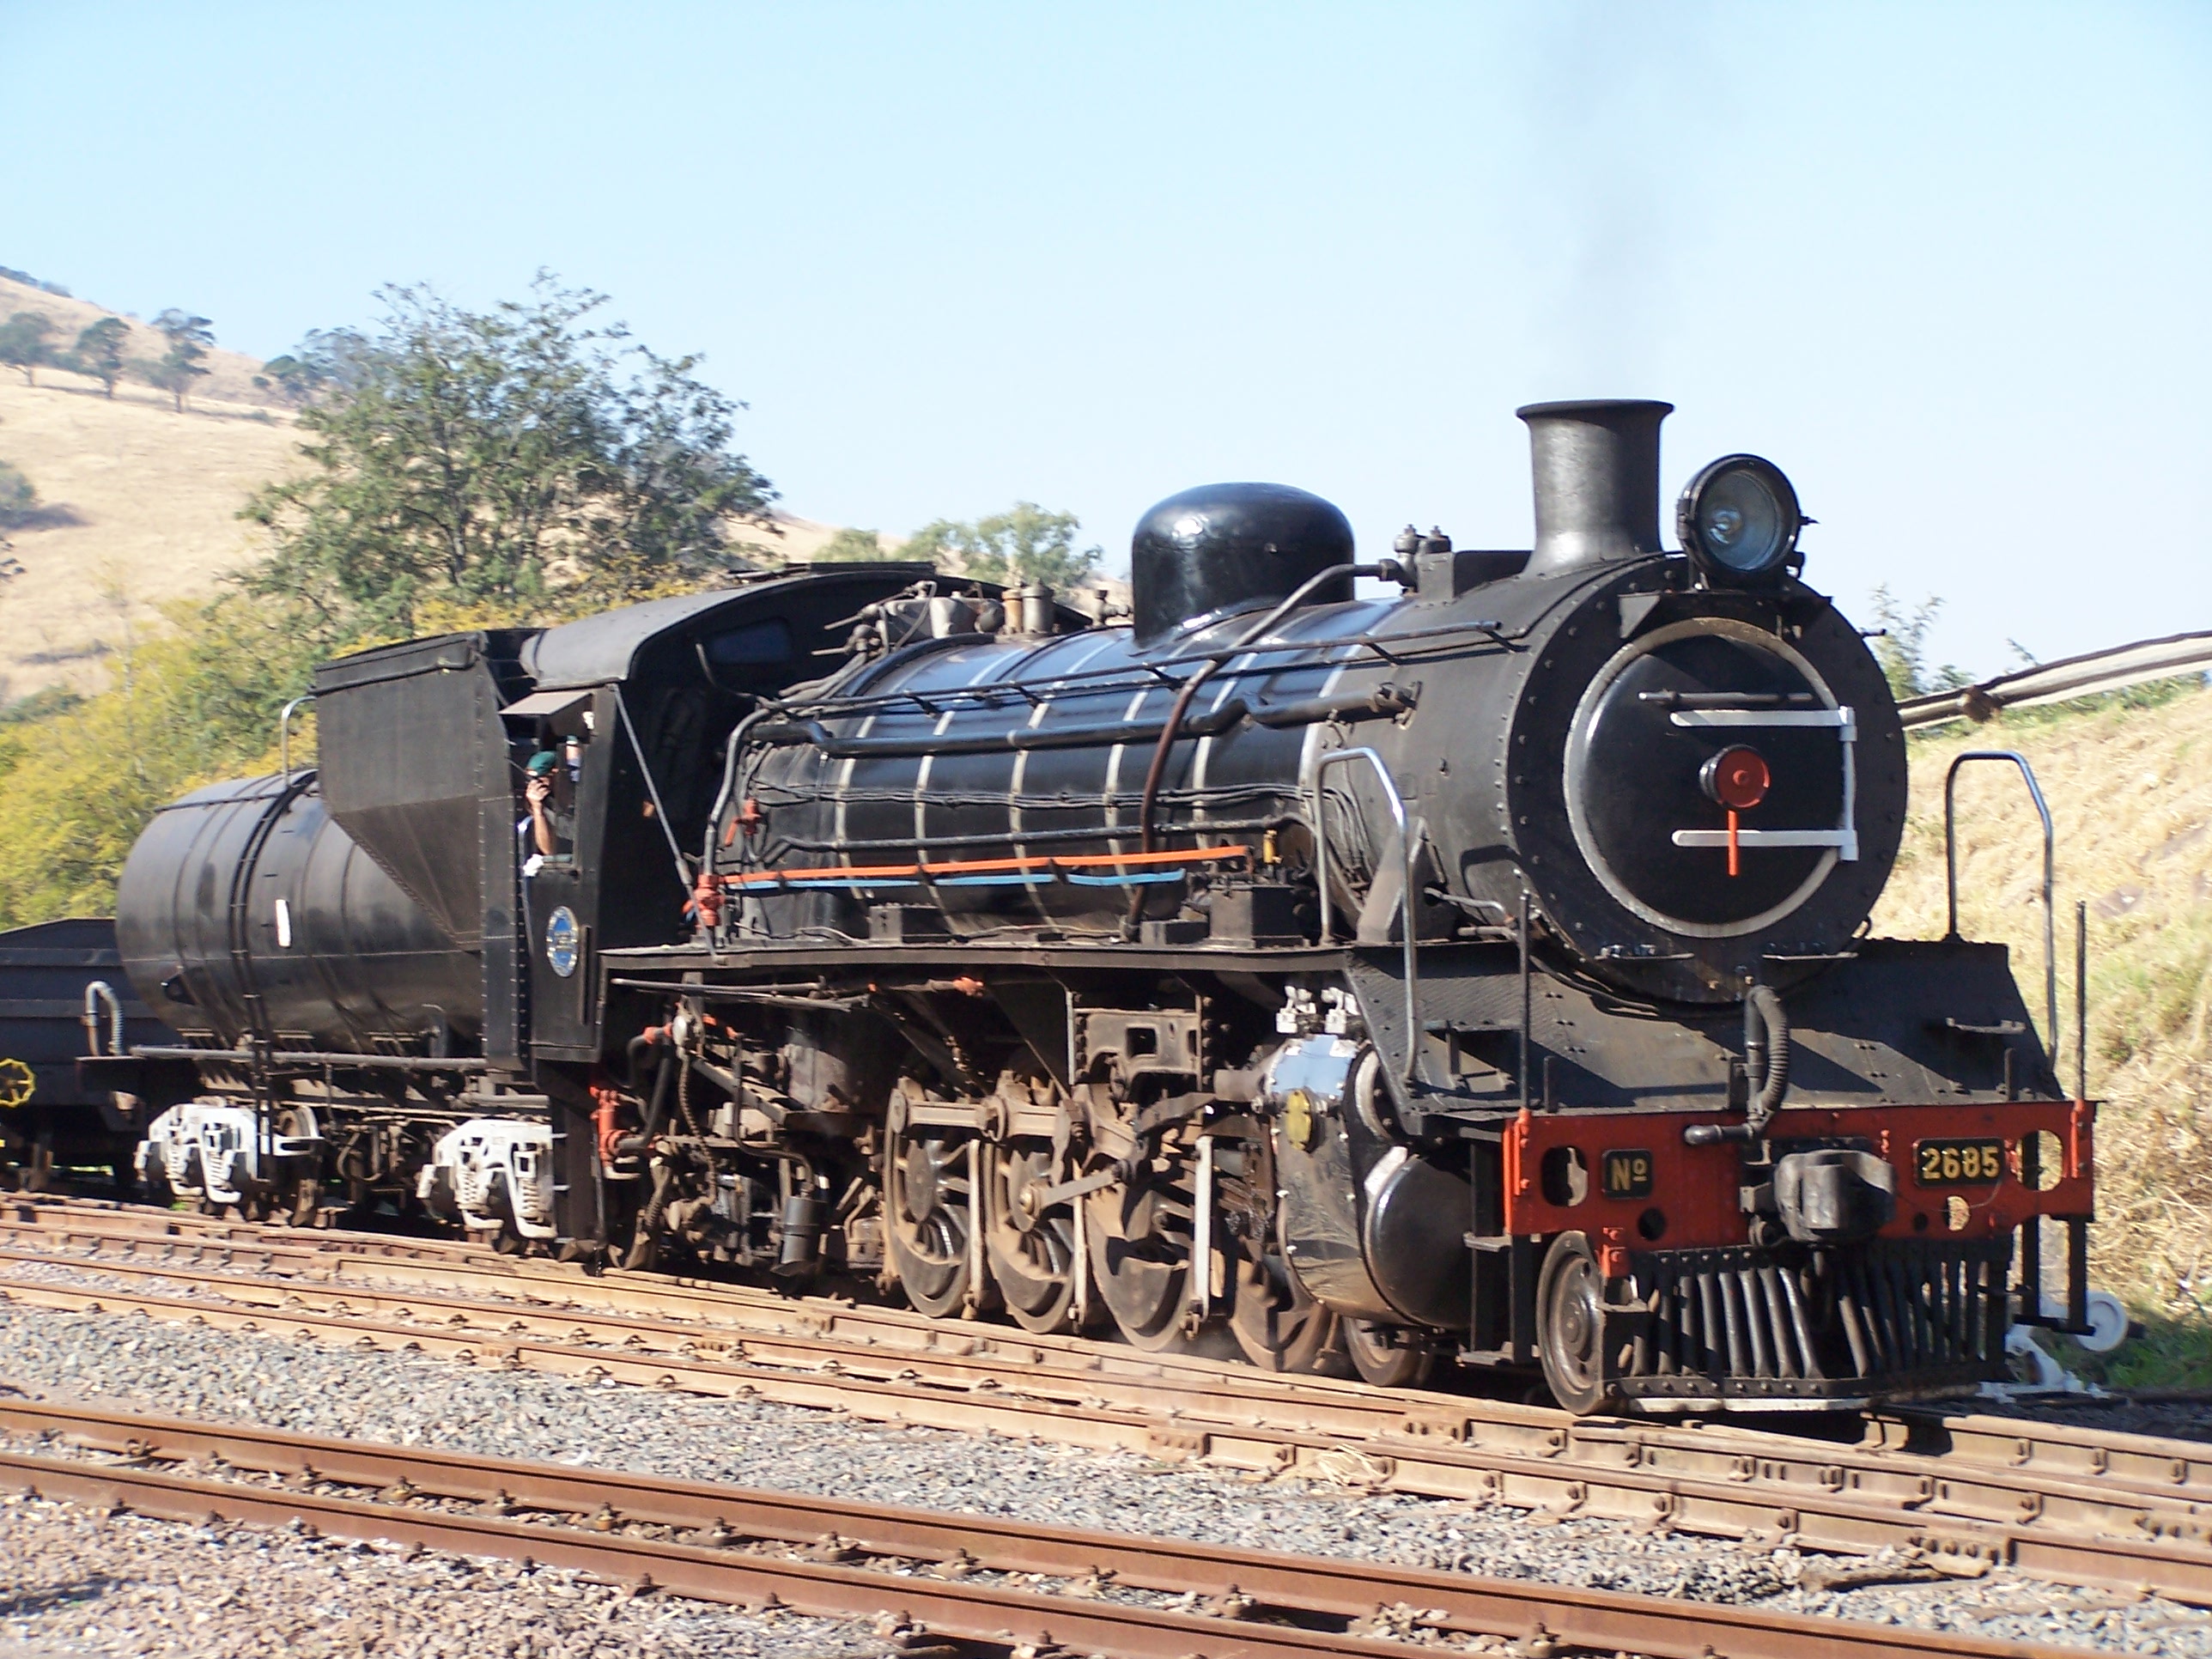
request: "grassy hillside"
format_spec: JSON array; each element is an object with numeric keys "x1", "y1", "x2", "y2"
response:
[
  {"x1": 1871, "y1": 680, "x2": 2212, "y2": 1369},
  {"x1": 0, "y1": 272, "x2": 866, "y2": 709},
  {"x1": 0, "y1": 273, "x2": 307, "y2": 705},
  {"x1": 0, "y1": 271, "x2": 289, "y2": 407},
  {"x1": 0, "y1": 376, "x2": 302, "y2": 705},
  {"x1": 0, "y1": 365, "x2": 853, "y2": 700}
]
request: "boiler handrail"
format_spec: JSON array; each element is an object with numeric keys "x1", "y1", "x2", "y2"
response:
[
  {"x1": 82, "y1": 981, "x2": 123, "y2": 1057},
  {"x1": 278, "y1": 694, "x2": 317, "y2": 781},
  {"x1": 1304, "y1": 745, "x2": 1421, "y2": 1081},
  {"x1": 1943, "y1": 750, "x2": 2057, "y2": 1060}
]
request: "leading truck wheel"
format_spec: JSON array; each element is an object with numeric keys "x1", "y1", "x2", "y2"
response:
[
  {"x1": 1222, "y1": 1133, "x2": 1339, "y2": 1373},
  {"x1": 1536, "y1": 1231, "x2": 1620, "y2": 1415},
  {"x1": 1227, "y1": 1233, "x2": 1339, "y2": 1373},
  {"x1": 1341, "y1": 1319, "x2": 1435, "y2": 1389}
]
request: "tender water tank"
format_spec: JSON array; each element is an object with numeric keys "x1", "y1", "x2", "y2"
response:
[{"x1": 115, "y1": 774, "x2": 482, "y2": 1053}]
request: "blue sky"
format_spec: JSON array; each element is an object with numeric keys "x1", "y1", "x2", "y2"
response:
[{"x1": 3, "y1": 2, "x2": 2206, "y2": 675}]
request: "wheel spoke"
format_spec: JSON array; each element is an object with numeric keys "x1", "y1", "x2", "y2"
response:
[
  {"x1": 981, "y1": 1140, "x2": 1082, "y2": 1334},
  {"x1": 884, "y1": 1118, "x2": 988, "y2": 1320},
  {"x1": 1087, "y1": 1164, "x2": 1194, "y2": 1352}
]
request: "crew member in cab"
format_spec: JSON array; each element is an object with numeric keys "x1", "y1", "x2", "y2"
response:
[{"x1": 522, "y1": 735, "x2": 584, "y2": 865}]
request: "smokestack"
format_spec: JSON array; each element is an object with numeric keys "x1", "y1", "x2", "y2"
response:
[{"x1": 1516, "y1": 399, "x2": 1674, "y2": 574}]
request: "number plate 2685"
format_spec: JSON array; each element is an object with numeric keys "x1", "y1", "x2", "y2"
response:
[{"x1": 1914, "y1": 1138, "x2": 2006, "y2": 1187}]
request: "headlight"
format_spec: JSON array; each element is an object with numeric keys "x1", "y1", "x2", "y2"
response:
[{"x1": 1676, "y1": 454, "x2": 1802, "y2": 583}]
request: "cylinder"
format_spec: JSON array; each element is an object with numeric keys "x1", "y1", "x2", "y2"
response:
[
  {"x1": 115, "y1": 775, "x2": 482, "y2": 1052},
  {"x1": 1517, "y1": 399, "x2": 1673, "y2": 574}
]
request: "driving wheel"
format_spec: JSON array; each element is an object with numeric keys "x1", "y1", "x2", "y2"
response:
[
  {"x1": 1220, "y1": 1136, "x2": 1339, "y2": 1372},
  {"x1": 982, "y1": 1138, "x2": 1080, "y2": 1333},
  {"x1": 276, "y1": 1104, "x2": 320, "y2": 1227},
  {"x1": 1536, "y1": 1231, "x2": 1620, "y2": 1414},
  {"x1": 1085, "y1": 1159, "x2": 1194, "y2": 1351},
  {"x1": 883, "y1": 1103, "x2": 989, "y2": 1319}
]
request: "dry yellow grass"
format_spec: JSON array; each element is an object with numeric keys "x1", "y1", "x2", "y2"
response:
[
  {"x1": 0, "y1": 377, "x2": 303, "y2": 703},
  {"x1": 0, "y1": 267, "x2": 858, "y2": 703},
  {"x1": 0, "y1": 273, "x2": 283, "y2": 408},
  {"x1": 0, "y1": 274, "x2": 309, "y2": 702},
  {"x1": 712, "y1": 513, "x2": 869, "y2": 568},
  {"x1": 1872, "y1": 683, "x2": 2212, "y2": 1314}
]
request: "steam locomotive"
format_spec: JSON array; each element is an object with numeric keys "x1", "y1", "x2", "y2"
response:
[{"x1": 75, "y1": 399, "x2": 2097, "y2": 1413}]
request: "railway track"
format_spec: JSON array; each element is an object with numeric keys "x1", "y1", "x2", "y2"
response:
[
  {"x1": 0, "y1": 1395, "x2": 2101, "y2": 1659},
  {"x1": 9, "y1": 1194, "x2": 2212, "y2": 1606}
]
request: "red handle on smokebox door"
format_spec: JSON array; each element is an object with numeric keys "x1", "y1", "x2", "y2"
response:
[{"x1": 1699, "y1": 745, "x2": 1770, "y2": 881}]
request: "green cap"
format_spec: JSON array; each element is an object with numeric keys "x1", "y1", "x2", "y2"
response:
[{"x1": 526, "y1": 750, "x2": 560, "y2": 776}]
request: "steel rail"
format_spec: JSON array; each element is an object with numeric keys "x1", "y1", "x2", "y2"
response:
[
  {"x1": 16, "y1": 1195, "x2": 2212, "y2": 1515},
  {"x1": 9, "y1": 1261, "x2": 2212, "y2": 1603},
  {"x1": 0, "y1": 1206, "x2": 1286, "y2": 1392},
  {"x1": 12, "y1": 1200, "x2": 2212, "y2": 1521},
  {"x1": 0, "y1": 1397, "x2": 2087, "y2": 1659},
  {"x1": 3, "y1": 1234, "x2": 2203, "y2": 1536}
]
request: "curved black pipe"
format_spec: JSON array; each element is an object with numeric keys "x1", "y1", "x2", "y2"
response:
[
  {"x1": 1125, "y1": 561, "x2": 1396, "y2": 933},
  {"x1": 641, "y1": 1049, "x2": 675, "y2": 1143},
  {"x1": 624, "y1": 1033, "x2": 658, "y2": 1094},
  {"x1": 1743, "y1": 984, "x2": 1791, "y2": 1132}
]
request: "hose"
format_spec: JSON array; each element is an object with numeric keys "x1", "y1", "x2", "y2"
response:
[
  {"x1": 623, "y1": 1159, "x2": 676, "y2": 1271},
  {"x1": 704, "y1": 706, "x2": 779, "y2": 876},
  {"x1": 640, "y1": 1050, "x2": 675, "y2": 1143},
  {"x1": 675, "y1": 1052, "x2": 700, "y2": 1137},
  {"x1": 624, "y1": 1034, "x2": 656, "y2": 1094},
  {"x1": 82, "y1": 981, "x2": 124, "y2": 1056},
  {"x1": 1743, "y1": 984, "x2": 1790, "y2": 1133},
  {"x1": 691, "y1": 707, "x2": 781, "y2": 941}
]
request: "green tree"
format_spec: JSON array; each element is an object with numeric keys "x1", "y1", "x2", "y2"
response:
[
  {"x1": 71, "y1": 317, "x2": 130, "y2": 398},
  {"x1": 904, "y1": 501, "x2": 1100, "y2": 588},
  {"x1": 0, "y1": 593, "x2": 321, "y2": 925},
  {"x1": 240, "y1": 277, "x2": 775, "y2": 642},
  {"x1": 141, "y1": 349, "x2": 208, "y2": 411},
  {"x1": 251, "y1": 329, "x2": 374, "y2": 406},
  {"x1": 0, "y1": 459, "x2": 37, "y2": 529},
  {"x1": 0, "y1": 313, "x2": 56, "y2": 387},
  {"x1": 140, "y1": 308, "x2": 214, "y2": 411},
  {"x1": 1868, "y1": 586, "x2": 1972, "y2": 701},
  {"x1": 253, "y1": 352, "x2": 323, "y2": 404},
  {"x1": 815, "y1": 526, "x2": 892, "y2": 561},
  {"x1": 153, "y1": 308, "x2": 214, "y2": 353}
]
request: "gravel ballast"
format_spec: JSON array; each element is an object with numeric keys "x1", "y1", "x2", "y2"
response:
[
  {"x1": 0, "y1": 1495, "x2": 871, "y2": 1659},
  {"x1": 3, "y1": 1262, "x2": 2210, "y2": 1655}
]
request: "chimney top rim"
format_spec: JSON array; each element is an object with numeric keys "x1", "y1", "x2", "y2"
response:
[{"x1": 1515, "y1": 398, "x2": 1675, "y2": 423}]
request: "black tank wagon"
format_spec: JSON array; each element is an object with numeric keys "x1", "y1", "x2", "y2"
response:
[
  {"x1": 0, "y1": 918, "x2": 168, "y2": 1190},
  {"x1": 82, "y1": 400, "x2": 2097, "y2": 1413}
]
